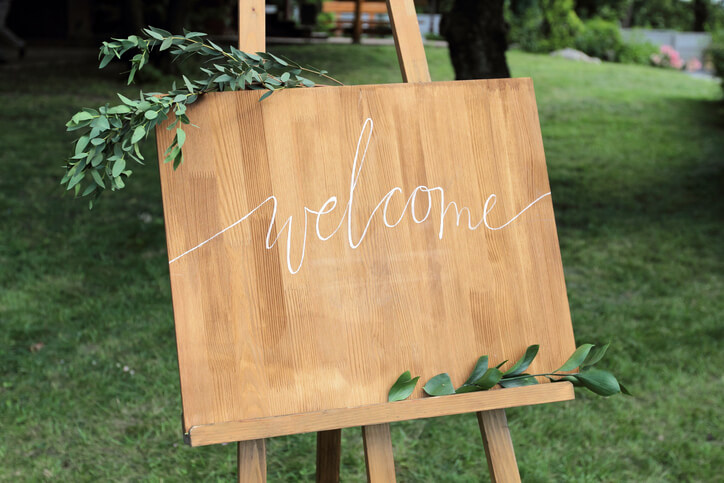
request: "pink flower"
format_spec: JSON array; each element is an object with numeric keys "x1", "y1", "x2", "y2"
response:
[
  {"x1": 659, "y1": 45, "x2": 684, "y2": 69},
  {"x1": 686, "y1": 58, "x2": 702, "y2": 72}
]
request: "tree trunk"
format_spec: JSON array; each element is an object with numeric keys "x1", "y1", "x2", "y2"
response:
[
  {"x1": 693, "y1": 0, "x2": 708, "y2": 32},
  {"x1": 440, "y1": 0, "x2": 510, "y2": 80}
]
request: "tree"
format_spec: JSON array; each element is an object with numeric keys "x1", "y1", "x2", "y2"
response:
[{"x1": 440, "y1": 0, "x2": 510, "y2": 80}]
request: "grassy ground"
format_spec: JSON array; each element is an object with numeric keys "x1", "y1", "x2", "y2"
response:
[{"x1": 1, "y1": 45, "x2": 723, "y2": 481}]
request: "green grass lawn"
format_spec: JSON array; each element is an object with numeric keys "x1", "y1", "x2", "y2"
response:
[{"x1": 1, "y1": 45, "x2": 723, "y2": 481}]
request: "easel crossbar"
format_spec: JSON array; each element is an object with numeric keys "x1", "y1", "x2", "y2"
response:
[{"x1": 190, "y1": 383, "x2": 574, "y2": 447}]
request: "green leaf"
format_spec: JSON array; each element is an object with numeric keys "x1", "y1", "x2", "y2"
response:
[
  {"x1": 498, "y1": 376, "x2": 538, "y2": 388},
  {"x1": 144, "y1": 110, "x2": 159, "y2": 120},
  {"x1": 144, "y1": 28, "x2": 164, "y2": 40},
  {"x1": 214, "y1": 74, "x2": 234, "y2": 83},
  {"x1": 581, "y1": 342, "x2": 610, "y2": 368},
  {"x1": 464, "y1": 356, "x2": 489, "y2": 386},
  {"x1": 176, "y1": 127, "x2": 186, "y2": 148},
  {"x1": 90, "y1": 153, "x2": 103, "y2": 167},
  {"x1": 111, "y1": 158, "x2": 126, "y2": 178},
  {"x1": 133, "y1": 142, "x2": 145, "y2": 161},
  {"x1": 75, "y1": 135, "x2": 90, "y2": 156},
  {"x1": 388, "y1": 371, "x2": 420, "y2": 402},
  {"x1": 504, "y1": 344, "x2": 539, "y2": 377},
  {"x1": 619, "y1": 381, "x2": 633, "y2": 396},
  {"x1": 423, "y1": 373, "x2": 455, "y2": 397},
  {"x1": 90, "y1": 169, "x2": 105, "y2": 188},
  {"x1": 495, "y1": 360, "x2": 508, "y2": 369},
  {"x1": 259, "y1": 90, "x2": 274, "y2": 102},
  {"x1": 81, "y1": 184, "x2": 96, "y2": 197},
  {"x1": 117, "y1": 93, "x2": 137, "y2": 106},
  {"x1": 172, "y1": 151, "x2": 184, "y2": 170},
  {"x1": 107, "y1": 105, "x2": 131, "y2": 115},
  {"x1": 182, "y1": 75, "x2": 195, "y2": 93},
  {"x1": 92, "y1": 116, "x2": 110, "y2": 131},
  {"x1": 556, "y1": 344, "x2": 594, "y2": 372},
  {"x1": 72, "y1": 111, "x2": 94, "y2": 123},
  {"x1": 160, "y1": 37, "x2": 173, "y2": 51},
  {"x1": 166, "y1": 145, "x2": 181, "y2": 165},
  {"x1": 575, "y1": 368, "x2": 621, "y2": 397},
  {"x1": 131, "y1": 126, "x2": 145, "y2": 144},
  {"x1": 67, "y1": 172, "x2": 84, "y2": 190},
  {"x1": 455, "y1": 384, "x2": 483, "y2": 394},
  {"x1": 473, "y1": 368, "x2": 503, "y2": 390},
  {"x1": 99, "y1": 53, "x2": 114, "y2": 69},
  {"x1": 553, "y1": 375, "x2": 582, "y2": 386}
]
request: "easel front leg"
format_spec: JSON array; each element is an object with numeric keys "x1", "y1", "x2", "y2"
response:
[
  {"x1": 316, "y1": 429, "x2": 342, "y2": 483},
  {"x1": 238, "y1": 439, "x2": 266, "y2": 483},
  {"x1": 477, "y1": 410, "x2": 521, "y2": 483},
  {"x1": 362, "y1": 423, "x2": 396, "y2": 482}
]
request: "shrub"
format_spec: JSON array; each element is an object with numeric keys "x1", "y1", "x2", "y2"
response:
[
  {"x1": 509, "y1": 0, "x2": 584, "y2": 53},
  {"x1": 706, "y1": 32, "x2": 724, "y2": 92},
  {"x1": 618, "y1": 40, "x2": 659, "y2": 65},
  {"x1": 574, "y1": 18, "x2": 624, "y2": 61},
  {"x1": 651, "y1": 45, "x2": 684, "y2": 69},
  {"x1": 316, "y1": 12, "x2": 336, "y2": 33},
  {"x1": 509, "y1": 6, "x2": 548, "y2": 52},
  {"x1": 539, "y1": 0, "x2": 585, "y2": 52}
]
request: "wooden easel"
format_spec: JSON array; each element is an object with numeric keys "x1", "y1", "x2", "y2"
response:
[{"x1": 234, "y1": 2, "x2": 521, "y2": 481}]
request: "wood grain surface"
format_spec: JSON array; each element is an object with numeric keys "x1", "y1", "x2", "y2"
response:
[
  {"x1": 155, "y1": 78, "x2": 576, "y2": 444},
  {"x1": 362, "y1": 423, "x2": 397, "y2": 482},
  {"x1": 238, "y1": 0, "x2": 265, "y2": 52},
  {"x1": 386, "y1": 0, "x2": 431, "y2": 82},
  {"x1": 478, "y1": 410, "x2": 521, "y2": 483}
]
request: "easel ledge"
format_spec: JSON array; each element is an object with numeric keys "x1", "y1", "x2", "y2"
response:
[{"x1": 186, "y1": 382, "x2": 574, "y2": 446}]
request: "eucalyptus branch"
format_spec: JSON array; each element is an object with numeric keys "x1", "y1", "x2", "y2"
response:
[
  {"x1": 388, "y1": 343, "x2": 631, "y2": 402},
  {"x1": 61, "y1": 26, "x2": 343, "y2": 208}
]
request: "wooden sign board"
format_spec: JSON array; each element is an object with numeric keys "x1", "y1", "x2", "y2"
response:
[{"x1": 156, "y1": 78, "x2": 576, "y2": 447}]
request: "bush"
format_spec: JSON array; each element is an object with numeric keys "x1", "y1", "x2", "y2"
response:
[
  {"x1": 539, "y1": 0, "x2": 584, "y2": 52},
  {"x1": 651, "y1": 45, "x2": 684, "y2": 69},
  {"x1": 509, "y1": 0, "x2": 584, "y2": 53},
  {"x1": 574, "y1": 18, "x2": 624, "y2": 62},
  {"x1": 707, "y1": 32, "x2": 724, "y2": 92},
  {"x1": 315, "y1": 12, "x2": 336, "y2": 33},
  {"x1": 618, "y1": 40, "x2": 659, "y2": 65},
  {"x1": 509, "y1": 6, "x2": 547, "y2": 52}
]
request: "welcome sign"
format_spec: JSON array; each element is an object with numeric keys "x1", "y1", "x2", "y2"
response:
[{"x1": 156, "y1": 78, "x2": 576, "y2": 446}]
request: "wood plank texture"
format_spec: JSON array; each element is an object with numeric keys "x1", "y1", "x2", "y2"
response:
[
  {"x1": 362, "y1": 424, "x2": 397, "y2": 482},
  {"x1": 238, "y1": 439, "x2": 266, "y2": 483},
  {"x1": 477, "y1": 410, "x2": 521, "y2": 483},
  {"x1": 238, "y1": 0, "x2": 265, "y2": 52},
  {"x1": 386, "y1": 0, "x2": 431, "y2": 82},
  {"x1": 316, "y1": 429, "x2": 342, "y2": 483},
  {"x1": 155, "y1": 79, "x2": 577, "y2": 445},
  {"x1": 187, "y1": 382, "x2": 573, "y2": 446}
]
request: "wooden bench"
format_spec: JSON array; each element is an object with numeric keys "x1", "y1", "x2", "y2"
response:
[{"x1": 322, "y1": 1, "x2": 391, "y2": 36}]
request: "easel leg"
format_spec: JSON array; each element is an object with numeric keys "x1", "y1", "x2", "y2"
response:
[
  {"x1": 477, "y1": 410, "x2": 521, "y2": 483},
  {"x1": 362, "y1": 423, "x2": 396, "y2": 483},
  {"x1": 238, "y1": 439, "x2": 266, "y2": 483},
  {"x1": 316, "y1": 429, "x2": 342, "y2": 483}
]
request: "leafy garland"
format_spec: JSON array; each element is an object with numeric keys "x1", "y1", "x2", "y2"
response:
[
  {"x1": 60, "y1": 26, "x2": 342, "y2": 208},
  {"x1": 388, "y1": 343, "x2": 631, "y2": 402}
]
